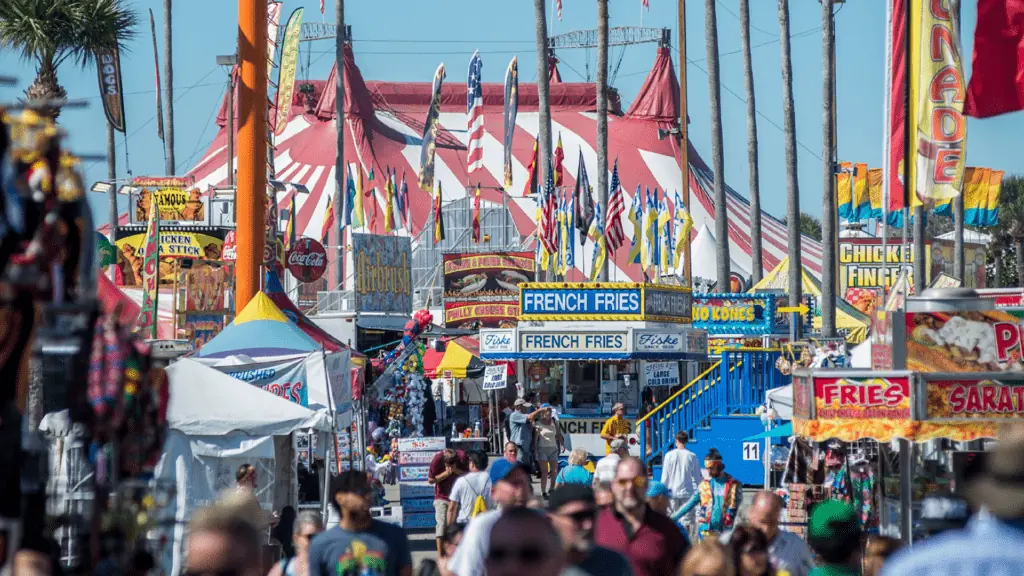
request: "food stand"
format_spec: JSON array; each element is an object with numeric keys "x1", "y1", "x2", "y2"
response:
[
  {"x1": 479, "y1": 282, "x2": 708, "y2": 456},
  {"x1": 792, "y1": 288, "x2": 1024, "y2": 543}
]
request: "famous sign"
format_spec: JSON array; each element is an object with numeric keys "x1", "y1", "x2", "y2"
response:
[
  {"x1": 351, "y1": 233, "x2": 412, "y2": 314},
  {"x1": 286, "y1": 237, "x2": 327, "y2": 283}
]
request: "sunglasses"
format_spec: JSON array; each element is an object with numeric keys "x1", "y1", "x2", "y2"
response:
[
  {"x1": 614, "y1": 477, "x2": 647, "y2": 488},
  {"x1": 488, "y1": 545, "x2": 549, "y2": 564}
]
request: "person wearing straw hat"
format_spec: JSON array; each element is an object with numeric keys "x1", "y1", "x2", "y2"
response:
[{"x1": 880, "y1": 434, "x2": 1024, "y2": 575}]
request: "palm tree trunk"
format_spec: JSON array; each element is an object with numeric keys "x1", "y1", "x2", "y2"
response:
[
  {"x1": 994, "y1": 249, "x2": 1003, "y2": 288},
  {"x1": 107, "y1": 123, "x2": 118, "y2": 279},
  {"x1": 163, "y1": 0, "x2": 175, "y2": 174},
  {"x1": 779, "y1": 0, "x2": 801, "y2": 337},
  {"x1": 596, "y1": 0, "x2": 610, "y2": 281},
  {"x1": 705, "y1": 0, "x2": 729, "y2": 290},
  {"x1": 739, "y1": 0, "x2": 761, "y2": 284},
  {"x1": 1017, "y1": 238, "x2": 1024, "y2": 287},
  {"x1": 820, "y1": 0, "x2": 836, "y2": 337},
  {"x1": 533, "y1": 0, "x2": 553, "y2": 280}
]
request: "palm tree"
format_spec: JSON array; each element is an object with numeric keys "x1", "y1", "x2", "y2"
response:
[
  {"x1": 0, "y1": 0, "x2": 137, "y2": 119},
  {"x1": 820, "y1": 0, "x2": 836, "y2": 336},
  {"x1": 739, "y1": 0, "x2": 762, "y2": 284},
  {"x1": 596, "y1": 0, "x2": 609, "y2": 281},
  {"x1": 778, "y1": 0, "x2": 801, "y2": 334},
  {"x1": 704, "y1": 0, "x2": 730, "y2": 290},
  {"x1": 533, "y1": 0, "x2": 553, "y2": 280}
]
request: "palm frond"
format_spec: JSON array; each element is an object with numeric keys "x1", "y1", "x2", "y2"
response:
[{"x1": 68, "y1": 0, "x2": 138, "y2": 68}]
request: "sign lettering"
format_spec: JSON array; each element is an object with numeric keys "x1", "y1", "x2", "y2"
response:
[
  {"x1": 520, "y1": 332, "x2": 627, "y2": 353},
  {"x1": 926, "y1": 379, "x2": 1024, "y2": 419},
  {"x1": 814, "y1": 376, "x2": 911, "y2": 420},
  {"x1": 691, "y1": 294, "x2": 775, "y2": 334}
]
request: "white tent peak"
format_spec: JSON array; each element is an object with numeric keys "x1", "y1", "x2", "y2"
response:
[
  {"x1": 691, "y1": 223, "x2": 751, "y2": 280},
  {"x1": 214, "y1": 354, "x2": 258, "y2": 366}
]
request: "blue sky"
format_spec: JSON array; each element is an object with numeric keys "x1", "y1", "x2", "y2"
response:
[{"x1": 0, "y1": 0, "x2": 1018, "y2": 226}]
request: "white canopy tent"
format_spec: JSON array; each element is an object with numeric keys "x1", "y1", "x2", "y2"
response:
[
  {"x1": 766, "y1": 385, "x2": 793, "y2": 421},
  {"x1": 155, "y1": 359, "x2": 331, "y2": 576}
]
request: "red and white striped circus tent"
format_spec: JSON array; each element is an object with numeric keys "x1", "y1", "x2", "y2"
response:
[{"x1": 182, "y1": 43, "x2": 823, "y2": 282}]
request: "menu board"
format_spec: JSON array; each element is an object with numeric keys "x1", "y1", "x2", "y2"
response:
[{"x1": 397, "y1": 437, "x2": 445, "y2": 530}]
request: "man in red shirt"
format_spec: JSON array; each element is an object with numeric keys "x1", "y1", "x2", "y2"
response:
[
  {"x1": 428, "y1": 448, "x2": 467, "y2": 557},
  {"x1": 594, "y1": 456, "x2": 689, "y2": 576}
]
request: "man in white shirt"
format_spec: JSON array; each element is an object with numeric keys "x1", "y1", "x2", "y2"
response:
[
  {"x1": 593, "y1": 438, "x2": 628, "y2": 485},
  {"x1": 447, "y1": 450, "x2": 492, "y2": 525},
  {"x1": 660, "y1": 431, "x2": 702, "y2": 538},
  {"x1": 447, "y1": 459, "x2": 532, "y2": 576}
]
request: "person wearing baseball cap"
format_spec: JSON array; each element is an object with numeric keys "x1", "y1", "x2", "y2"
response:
[
  {"x1": 508, "y1": 398, "x2": 545, "y2": 469},
  {"x1": 447, "y1": 459, "x2": 532, "y2": 576},
  {"x1": 646, "y1": 481, "x2": 672, "y2": 516},
  {"x1": 807, "y1": 500, "x2": 861, "y2": 576}
]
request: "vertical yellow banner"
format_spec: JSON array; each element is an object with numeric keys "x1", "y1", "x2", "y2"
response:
[{"x1": 909, "y1": 0, "x2": 966, "y2": 204}]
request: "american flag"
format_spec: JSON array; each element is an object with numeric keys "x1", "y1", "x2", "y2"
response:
[
  {"x1": 540, "y1": 161, "x2": 559, "y2": 255},
  {"x1": 320, "y1": 0, "x2": 325, "y2": 16},
  {"x1": 642, "y1": 0, "x2": 649, "y2": 10},
  {"x1": 557, "y1": 0, "x2": 562, "y2": 20},
  {"x1": 467, "y1": 51, "x2": 485, "y2": 174},
  {"x1": 605, "y1": 159, "x2": 626, "y2": 251}
]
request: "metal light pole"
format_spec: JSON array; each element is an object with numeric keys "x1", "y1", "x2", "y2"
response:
[{"x1": 679, "y1": 0, "x2": 691, "y2": 287}]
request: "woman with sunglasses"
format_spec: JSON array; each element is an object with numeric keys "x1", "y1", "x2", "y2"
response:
[
  {"x1": 727, "y1": 526, "x2": 782, "y2": 576},
  {"x1": 267, "y1": 511, "x2": 324, "y2": 576}
]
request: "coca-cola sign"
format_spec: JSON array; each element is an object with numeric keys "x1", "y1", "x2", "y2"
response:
[
  {"x1": 220, "y1": 231, "x2": 237, "y2": 261},
  {"x1": 286, "y1": 237, "x2": 327, "y2": 282}
]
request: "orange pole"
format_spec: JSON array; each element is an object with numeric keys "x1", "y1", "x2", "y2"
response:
[{"x1": 235, "y1": 0, "x2": 267, "y2": 312}]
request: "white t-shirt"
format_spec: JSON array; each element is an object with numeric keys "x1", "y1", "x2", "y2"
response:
[
  {"x1": 594, "y1": 453, "x2": 622, "y2": 484},
  {"x1": 447, "y1": 508, "x2": 502, "y2": 576},
  {"x1": 448, "y1": 471, "x2": 492, "y2": 523}
]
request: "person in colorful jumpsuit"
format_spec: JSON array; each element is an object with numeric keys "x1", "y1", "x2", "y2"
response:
[{"x1": 672, "y1": 448, "x2": 742, "y2": 541}]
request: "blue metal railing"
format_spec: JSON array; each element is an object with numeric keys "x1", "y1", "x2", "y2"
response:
[{"x1": 637, "y1": 350, "x2": 789, "y2": 464}]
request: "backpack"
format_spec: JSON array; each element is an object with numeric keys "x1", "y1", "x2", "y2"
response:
[{"x1": 468, "y1": 478, "x2": 489, "y2": 519}]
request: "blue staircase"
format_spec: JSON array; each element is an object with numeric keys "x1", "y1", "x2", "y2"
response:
[{"x1": 638, "y1": 350, "x2": 790, "y2": 470}]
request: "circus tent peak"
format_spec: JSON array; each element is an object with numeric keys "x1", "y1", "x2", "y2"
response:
[{"x1": 182, "y1": 42, "x2": 825, "y2": 284}]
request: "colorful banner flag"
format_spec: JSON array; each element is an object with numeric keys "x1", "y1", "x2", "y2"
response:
[
  {"x1": 658, "y1": 191, "x2": 672, "y2": 271},
  {"x1": 149, "y1": 9, "x2": 164, "y2": 141},
  {"x1": 867, "y1": 168, "x2": 884, "y2": 218},
  {"x1": 908, "y1": 0, "x2": 966, "y2": 203},
  {"x1": 95, "y1": 45, "x2": 126, "y2": 132},
  {"x1": 522, "y1": 138, "x2": 539, "y2": 197},
  {"x1": 419, "y1": 63, "x2": 446, "y2": 192},
  {"x1": 433, "y1": 182, "x2": 445, "y2": 244},
  {"x1": 642, "y1": 188, "x2": 655, "y2": 271},
  {"x1": 471, "y1": 184, "x2": 482, "y2": 243},
  {"x1": 285, "y1": 193, "x2": 296, "y2": 251},
  {"x1": 503, "y1": 57, "x2": 519, "y2": 190},
  {"x1": 274, "y1": 8, "x2": 304, "y2": 137},
  {"x1": 384, "y1": 166, "x2": 396, "y2": 233},
  {"x1": 367, "y1": 168, "x2": 378, "y2": 230},
  {"x1": 565, "y1": 187, "x2": 576, "y2": 272},
  {"x1": 605, "y1": 159, "x2": 626, "y2": 252},
  {"x1": 138, "y1": 200, "x2": 160, "y2": 338},
  {"x1": 349, "y1": 163, "x2": 364, "y2": 229},
  {"x1": 399, "y1": 171, "x2": 410, "y2": 229},
  {"x1": 852, "y1": 162, "x2": 871, "y2": 221},
  {"x1": 588, "y1": 204, "x2": 606, "y2": 282},
  {"x1": 628, "y1": 185, "x2": 643, "y2": 265},
  {"x1": 965, "y1": 0, "x2": 1024, "y2": 118},
  {"x1": 553, "y1": 133, "x2": 565, "y2": 187},
  {"x1": 557, "y1": 189, "x2": 569, "y2": 275},
  {"x1": 673, "y1": 190, "x2": 693, "y2": 268},
  {"x1": 322, "y1": 190, "x2": 335, "y2": 240},
  {"x1": 467, "y1": 51, "x2": 485, "y2": 175},
  {"x1": 837, "y1": 161, "x2": 854, "y2": 219},
  {"x1": 574, "y1": 149, "x2": 594, "y2": 243},
  {"x1": 885, "y1": 0, "x2": 907, "y2": 216},
  {"x1": 540, "y1": 160, "x2": 559, "y2": 256}
]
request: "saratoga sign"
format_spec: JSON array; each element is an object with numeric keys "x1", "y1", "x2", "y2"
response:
[
  {"x1": 286, "y1": 237, "x2": 327, "y2": 282},
  {"x1": 925, "y1": 378, "x2": 1024, "y2": 419}
]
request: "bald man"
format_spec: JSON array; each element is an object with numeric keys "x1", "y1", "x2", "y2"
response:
[
  {"x1": 743, "y1": 491, "x2": 815, "y2": 576},
  {"x1": 485, "y1": 507, "x2": 566, "y2": 576}
]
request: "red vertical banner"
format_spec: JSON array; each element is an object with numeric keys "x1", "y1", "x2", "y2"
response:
[{"x1": 887, "y1": 0, "x2": 907, "y2": 214}]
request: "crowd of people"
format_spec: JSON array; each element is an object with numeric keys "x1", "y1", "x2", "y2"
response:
[{"x1": 182, "y1": 419, "x2": 1024, "y2": 576}]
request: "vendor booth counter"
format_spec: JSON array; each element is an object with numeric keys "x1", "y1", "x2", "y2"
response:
[{"x1": 481, "y1": 282, "x2": 708, "y2": 457}]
